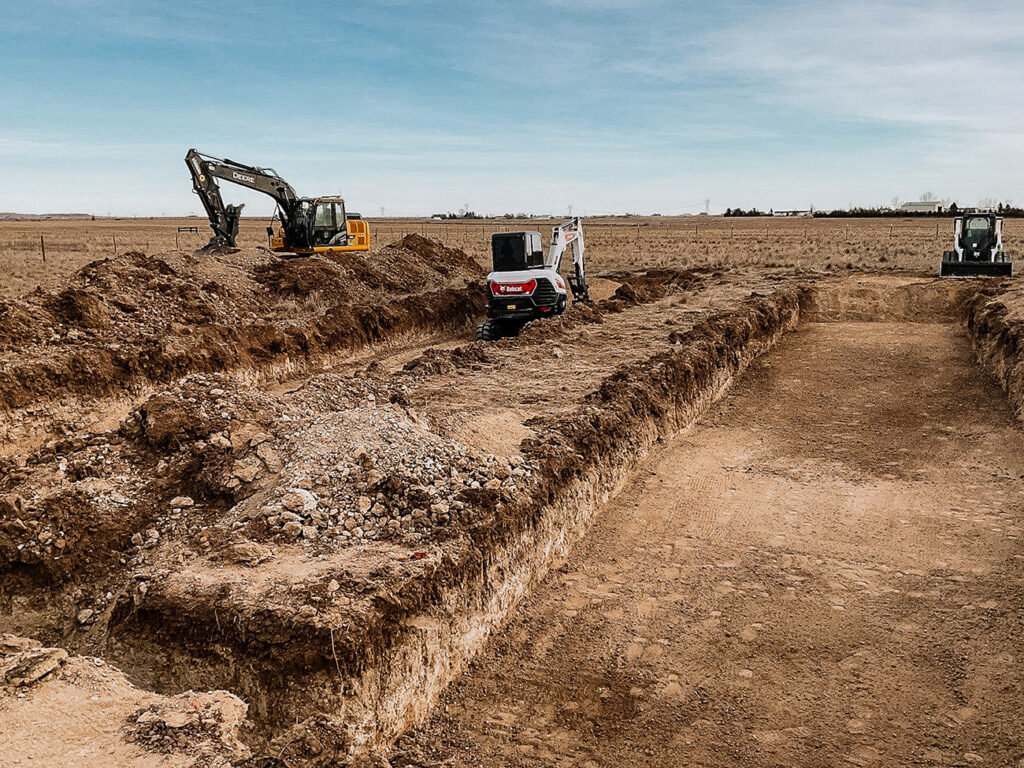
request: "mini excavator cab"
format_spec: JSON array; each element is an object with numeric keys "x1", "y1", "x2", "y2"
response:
[{"x1": 491, "y1": 231, "x2": 545, "y2": 271}]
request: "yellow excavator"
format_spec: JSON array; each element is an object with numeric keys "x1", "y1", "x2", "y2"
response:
[{"x1": 185, "y1": 148, "x2": 370, "y2": 256}]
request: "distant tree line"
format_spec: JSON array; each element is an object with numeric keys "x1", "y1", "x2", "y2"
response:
[
  {"x1": 723, "y1": 201, "x2": 1024, "y2": 218},
  {"x1": 431, "y1": 210, "x2": 483, "y2": 219},
  {"x1": 816, "y1": 202, "x2": 1024, "y2": 218},
  {"x1": 813, "y1": 207, "x2": 942, "y2": 218},
  {"x1": 723, "y1": 207, "x2": 770, "y2": 217}
]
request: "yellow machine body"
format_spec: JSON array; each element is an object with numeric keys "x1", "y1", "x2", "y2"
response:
[{"x1": 268, "y1": 218, "x2": 371, "y2": 255}]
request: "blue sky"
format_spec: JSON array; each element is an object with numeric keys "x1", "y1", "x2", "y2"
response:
[{"x1": 1, "y1": 0, "x2": 1021, "y2": 216}]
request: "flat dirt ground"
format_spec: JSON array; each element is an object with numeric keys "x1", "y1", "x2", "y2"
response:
[
  {"x1": 393, "y1": 321, "x2": 1024, "y2": 767},
  {"x1": 4, "y1": 216, "x2": 1021, "y2": 298}
]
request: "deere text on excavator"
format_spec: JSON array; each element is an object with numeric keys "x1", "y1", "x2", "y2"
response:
[{"x1": 185, "y1": 149, "x2": 370, "y2": 256}]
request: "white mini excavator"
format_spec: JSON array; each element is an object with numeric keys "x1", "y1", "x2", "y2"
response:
[
  {"x1": 940, "y1": 213, "x2": 1012, "y2": 277},
  {"x1": 477, "y1": 217, "x2": 591, "y2": 340}
]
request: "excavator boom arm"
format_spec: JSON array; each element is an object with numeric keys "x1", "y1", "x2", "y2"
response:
[
  {"x1": 185, "y1": 148, "x2": 299, "y2": 248},
  {"x1": 547, "y1": 217, "x2": 589, "y2": 301}
]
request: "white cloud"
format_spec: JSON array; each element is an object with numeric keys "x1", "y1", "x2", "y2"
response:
[{"x1": 707, "y1": 1, "x2": 1024, "y2": 131}]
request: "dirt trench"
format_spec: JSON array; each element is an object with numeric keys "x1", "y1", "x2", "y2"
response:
[
  {"x1": 4, "y1": 272, "x2": 1020, "y2": 767},
  {"x1": 1, "y1": 262, "x2": 784, "y2": 764},
  {"x1": 392, "y1": 284, "x2": 1024, "y2": 766}
]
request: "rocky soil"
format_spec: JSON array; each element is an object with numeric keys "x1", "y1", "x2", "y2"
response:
[
  {"x1": 3, "y1": 249, "x2": 1021, "y2": 767},
  {"x1": 0, "y1": 236, "x2": 486, "y2": 451}
]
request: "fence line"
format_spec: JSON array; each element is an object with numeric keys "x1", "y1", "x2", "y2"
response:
[{"x1": 0, "y1": 221, "x2": 981, "y2": 263}]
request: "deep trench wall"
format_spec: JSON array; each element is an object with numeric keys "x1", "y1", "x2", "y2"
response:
[
  {"x1": 968, "y1": 289, "x2": 1024, "y2": 420},
  {"x1": 799, "y1": 276, "x2": 981, "y2": 323}
]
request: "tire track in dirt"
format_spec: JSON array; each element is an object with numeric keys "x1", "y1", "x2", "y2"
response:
[{"x1": 392, "y1": 321, "x2": 1024, "y2": 767}]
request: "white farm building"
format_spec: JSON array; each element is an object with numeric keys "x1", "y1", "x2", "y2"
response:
[{"x1": 899, "y1": 201, "x2": 944, "y2": 214}]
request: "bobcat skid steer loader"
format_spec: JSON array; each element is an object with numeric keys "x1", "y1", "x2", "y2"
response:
[{"x1": 941, "y1": 214, "x2": 1012, "y2": 277}]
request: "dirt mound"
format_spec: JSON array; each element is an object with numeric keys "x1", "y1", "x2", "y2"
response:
[
  {"x1": 1, "y1": 635, "x2": 248, "y2": 767},
  {"x1": 386, "y1": 234, "x2": 481, "y2": 277},
  {"x1": 0, "y1": 239, "x2": 485, "y2": 422}
]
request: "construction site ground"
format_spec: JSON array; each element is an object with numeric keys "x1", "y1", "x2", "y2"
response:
[
  {"x1": 1, "y1": 240, "x2": 1023, "y2": 766},
  {"x1": 394, "y1": 320, "x2": 1024, "y2": 767}
]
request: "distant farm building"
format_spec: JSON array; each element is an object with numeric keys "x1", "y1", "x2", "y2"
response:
[
  {"x1": 900, "y1": 201, "x2": 944, "y2": 214},
  {"x1": 773, "y1": 210, "x2": 812, "y2": 217}
]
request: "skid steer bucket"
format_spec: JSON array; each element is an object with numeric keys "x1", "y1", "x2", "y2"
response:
[
  {"x1": 941, "y1": 251, "x2": 1012, "y2": 278},
  {"x1": 940, "y1": 260, "x2": 1012, "y2": 277}
]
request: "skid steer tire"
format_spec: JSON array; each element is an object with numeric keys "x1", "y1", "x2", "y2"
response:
[{"x1": 476, "y1": 320, "x2": 500, "y2": 342}]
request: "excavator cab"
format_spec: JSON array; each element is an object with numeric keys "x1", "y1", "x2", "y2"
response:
[
  {"x1": 268, "y1": 196, "x2": 370, "y2": 255},
  {"x1": 311, "y1": 199, "x2": 348, "y2": 247},
  {"x1": 491, "y1": 231, "x2": 545, "y2": 271}
]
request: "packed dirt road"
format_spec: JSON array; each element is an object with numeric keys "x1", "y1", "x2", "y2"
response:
[{"x1": 393, "y1": 321, "x2": 1024, "y2": 767}]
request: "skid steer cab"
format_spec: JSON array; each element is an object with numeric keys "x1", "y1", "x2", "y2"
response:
[
  {"x1": 940, "y1": 214, "x2": 1012, "y2": 277},
  {"x1": 477, "y1": 218, "x2": 590, "y2": 341}
]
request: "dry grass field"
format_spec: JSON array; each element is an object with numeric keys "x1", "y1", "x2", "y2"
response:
[{"x1": 3, "y1": 215, "x2": 1017, "y2": 299}]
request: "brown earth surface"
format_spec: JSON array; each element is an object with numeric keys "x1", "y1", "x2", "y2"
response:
[
  {"x1": 392, "y1": 320, "x2": 1024, "y2": 767},
  {"x1": 2, "y1": 237, "x2": 1024, "y2": 767},
  {"x1": 5, "y1": 216, "x2": 1021, "y2": 299}
]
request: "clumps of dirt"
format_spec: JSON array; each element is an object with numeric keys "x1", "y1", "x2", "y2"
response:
[
  {"x1": 242, "y1": 400, "x2": 535, "y2": 545},
  {"x1": 1, "y1": 634, "x2": 67, "y2": 686},
  {"x1": 401, "y1": 345, "x2": 493, "y2": 375},
  {"x1": 0, "y1": 427, "x2": 153, "y2": 586},
  {"x1": 0, "y1": 370, "x2": 291, "y2": 601},
  {"x1": 0, "y1": 238, "x2": 485, "y2": 418},
  {"x1": 968, "y1": 282, "x2": 1024, "y2": 419},
  {"x1": 265, "y1": 714, "x2": 352, "y2": 767},
  {"x1": 125, "y1": 692, "x2": 249, "y2": 761}
]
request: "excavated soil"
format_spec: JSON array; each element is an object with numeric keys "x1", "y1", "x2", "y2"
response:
[
  {"x1": 0, "y1": 236, "x2": 485, "y2": 451},
  {"x1": 394, "y1": 319, "x2": 1024, "y2": 767},
  {"x1": 3, "y1": 265, "x2": 1024, "y2": 767}
]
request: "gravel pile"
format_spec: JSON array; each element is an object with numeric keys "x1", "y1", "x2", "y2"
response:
[{"x1": 253, "y1": 401, "x2": 534, "y2": 543}]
